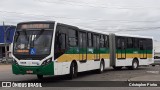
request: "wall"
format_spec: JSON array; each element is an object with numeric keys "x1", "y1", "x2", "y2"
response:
[{"x1": 0, "y1": 26, "x2": 16, "y2": 44}]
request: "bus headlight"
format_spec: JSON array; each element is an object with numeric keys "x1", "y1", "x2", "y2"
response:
[
  {"x1": 12, "y1": 59, "x2": 18, "y2": 65},
  {"x1": 41, "y1": 58, "x2": 52, "y2": 66}
]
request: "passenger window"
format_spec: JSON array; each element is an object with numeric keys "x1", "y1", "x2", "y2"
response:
[
  {"x1": 104, "y1": 36, "x2": 108, "y2": 48},
  {"x1": 121, "y1": 38, "x2": 125, "y2": 49},
  {"x1": 79, "y1": 33, "x2": 83, "y2": 48},
  {"x1": 117, "y1": 38, "x2": 121, "y2": 49},
  {"x1": 100, "y1": 35, "x2": 104, "y2": 48},
  {"x1": 79, "y1": 32, "x2": 86, "y2": 48},
  {"x1": 59, "y1": 34, "x2": 66, "y2": 50},
  {"x1": 139, "y1": 40, "x2": 144, "y2": 50},
  {"x1": 117, "y1": 37, "x2": 125, "y2": 49},
  {"x1": 88, "y1": 33, "x2": 93, "y2": 47},
  {"x1": 68, "y1": 29, "x2": 78, "y2": 46},
  {"x1": 93, "y1": 35, "x2": 97, "y2": 48},
  {"x1": 134, "y1": 38, "x2": 139, "y2": 49},
  {"x1": 146, "y1": 39, "x2": 153, "y2": 50},
  {"x1": 83, "y1": 33, "x2": 86, "y2": 48},
  {"x1": 127, "y1": 38, "x2": 133, "y2": 48},
  {"x1": 97, "y1": 35, "x2": 100, "y2": 48}
]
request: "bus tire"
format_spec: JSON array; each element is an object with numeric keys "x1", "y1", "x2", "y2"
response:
[
  {"x1": 69, "y1": 61, "x2": 78, "y2": 79},
  {"x1": 113, "y1": 66, "x2": 122, "y2": 70},
  {"x1": 127, "y1": 59, "x2": 139, "y2": 70},
  {"x1": 37, "y1": 75, "x2": 43, "y2": 79},
  {"x1": 97, "y1": 60, "x2": 105, "y2": 74}
]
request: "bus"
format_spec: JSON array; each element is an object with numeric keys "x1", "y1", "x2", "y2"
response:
[{"x1": 11, "y1": 21, "x2": 154, "y2": 79}]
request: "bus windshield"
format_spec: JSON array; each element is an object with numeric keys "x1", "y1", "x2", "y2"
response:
[{"x1": 13, "y1": 29, "x2": 53, "y2": 55}]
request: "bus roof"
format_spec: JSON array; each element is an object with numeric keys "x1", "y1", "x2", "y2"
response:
[
  {"x1": 17, "y1": 21, "x2": 55, "y2": 25},
  {"x1": 57, "y1": 22, "x2": 110, "y2": 35},
  {"x1": 16, "y1": 21, "x2": 152, "y2": 39},
  {"x1": 114, "y1": 33, "x2": 153, "y2": 39}
]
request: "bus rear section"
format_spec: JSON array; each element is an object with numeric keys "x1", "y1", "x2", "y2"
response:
[{"x1": 109, "y1": 33, "x2": 154, "y2": 70}]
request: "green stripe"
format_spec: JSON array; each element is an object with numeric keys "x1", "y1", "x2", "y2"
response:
[
  {"x1": 116, "y1": 49, "x2": 152, "y2": 54},
  {"x1": 65, "y1": 47, "x2": 109, "y2": 54}
]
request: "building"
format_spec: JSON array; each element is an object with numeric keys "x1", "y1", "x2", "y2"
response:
[{"x1": 0, "y1": 25, "x2": 16, "y2": 59}]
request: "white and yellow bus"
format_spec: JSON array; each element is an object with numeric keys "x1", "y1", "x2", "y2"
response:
[{"x1": 11, "y1": 21, "x2": 154, "y2": 79}]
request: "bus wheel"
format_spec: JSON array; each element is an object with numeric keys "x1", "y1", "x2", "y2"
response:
[
  {"x1": 97, "y1": 60, "x2": 105, "y2": 74},
  {"x1": 127, "y1": 59, "x2": 139, "y2": 70},
  {"x1": 37, "y1": 75, "x2": 43, "y2": 79},
  {"x1": 113, "y1": 66, "x2": 122, "y2": 70},
  {"x1": 69, "y1": 62, "x2": 78, "y2": 79}
]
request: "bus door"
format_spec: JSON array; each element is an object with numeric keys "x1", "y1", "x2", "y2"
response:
[
  {"x1": 93, "y1": 34, "x2": 100, "y2": 61},
  {"x1": 139, "y1": 40, "x2": 147, "y2": 59},
  {"x1": 117, "y1": 37, "x2": 126, "y2": 59},
  {"x1": 79, "y1": 32, "x2": 87, "y2": 62}
]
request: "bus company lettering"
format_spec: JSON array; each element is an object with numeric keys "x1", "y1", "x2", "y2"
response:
[{"x1": 12, "y1": 82, "x2": 42, "y2": 87}]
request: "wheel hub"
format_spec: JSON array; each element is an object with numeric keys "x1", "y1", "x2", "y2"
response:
[
  {"x1": 133, "y1": 62, "x2": 137, "y2": 68},
  {"x1": 100, "y1": 63, "x2": 104, "y2": 71}
]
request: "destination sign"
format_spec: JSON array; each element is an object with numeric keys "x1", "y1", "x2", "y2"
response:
[{"x1": 20, "y1": 24, "x2": 50, "y2": 29}]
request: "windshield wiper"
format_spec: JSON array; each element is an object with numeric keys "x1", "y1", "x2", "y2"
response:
[
  {"x1": 22, "y1": 29, "x2": 29, "y2": 41},
  {"x1": 35, "y1": 29, "x2": 45, "y2": 40},
  {"x1": 30, "y1": 29, "x2": 45, "y2": 48}
]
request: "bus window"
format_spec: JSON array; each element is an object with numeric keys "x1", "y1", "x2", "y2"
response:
[
  {"x1": 54, "y1": 25, "x2": 68, "y2": 59},
  {"x1": 79, "y1": 33, "x2": 83, "y2": 48},
  {"x1": 117, "y1": 37, "x2": 126, "y2": 50},
  {"x1": 127, "y1": 38, "x2": 133, "y2": 48},
  {"x1": 93, "y1": 35, "x2": 96, "y2": 48},
  {"x1": 100, "y1": 35, "x2": 104, "y2": 48},
  {"x1": 121, "y1": 38, "x2": 125, "y2": 50},
  {"x1": 59, "y1": 33, "x2": 66, "y2": 50},
  {"x1": 88, "y1": 33, "x2": 93, "y2": 47},
  {"x1": 104, "y1": 35, "x2": 108, "y2": 48},
  {"x1": 139, "y1": 40, "x2": 146, "y2": 50},
  {"x1": 55, "y1": 25, "x2": 67, "y2": 49},
  {"x1": 146, "y1": 39, "x2": 153, "y2": 50},
  {"x1": 134, "y1": 38, "x2": 139, "y2": 49},
  {"x1": 82, "y1": 33, "x2": 87, "y2": 48},
  {"x1": 117, "y1": 38, "x2": 121, "y2": 49},
  {"x1": 79, "y1": 32, "x2": 87, "y2": 48},
  {"x1": 93, "y1": 34, "x2": 100, "y2": 48},
  {"x1": 68, "y1": 29, "x2": 78, "y2": 47},
  {"x1": 139, "y1": 40, "x2": 144, "y2": 50},
  {"x1": 97, "y1": 35, "x2": 100, "y2": 48}
]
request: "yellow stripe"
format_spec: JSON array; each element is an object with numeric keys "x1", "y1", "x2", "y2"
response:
[
  {"x1": 116, "y1": 54, "x2": 152, "y2": 58},
  {"x1": 57, "y1": 54, "x2": 110, "y2": 62},
  {"x1": 57, "y1": 54, "x2": 153, "y2": 62}
]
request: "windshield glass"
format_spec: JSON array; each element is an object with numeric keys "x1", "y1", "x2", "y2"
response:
[{"x1": 13, "y1": 30, "x2": 53, "y2": 55}]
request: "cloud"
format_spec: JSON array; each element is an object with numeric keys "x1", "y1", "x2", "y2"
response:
[{"x1": 1, "y1": 0, "x2": 160, "y2": 41}]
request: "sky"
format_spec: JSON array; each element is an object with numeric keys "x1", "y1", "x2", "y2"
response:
[{"x1": 1, "y1": 0, "x2": 160, "y2": 41}]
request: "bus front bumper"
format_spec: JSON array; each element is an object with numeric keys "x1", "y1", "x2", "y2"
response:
[{"x1": 12, "y1": 62, "x2": 54, "y2": 75}]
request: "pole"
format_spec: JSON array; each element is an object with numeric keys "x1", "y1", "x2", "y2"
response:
[{"x1": 3, "y1": 21, "x2": 8, "y2": 63}]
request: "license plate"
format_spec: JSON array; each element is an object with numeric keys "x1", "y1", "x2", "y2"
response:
[{"x1": 26, "y1": 70, "x2": 33, "y2": 74}]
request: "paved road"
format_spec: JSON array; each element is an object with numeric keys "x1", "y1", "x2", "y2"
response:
[
  {"x1": 0, "y1": 65, "x2": 160, "y2": 81},
  {"x1": 0, "y1": 64, "x2": 160, "y2": 90}
]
